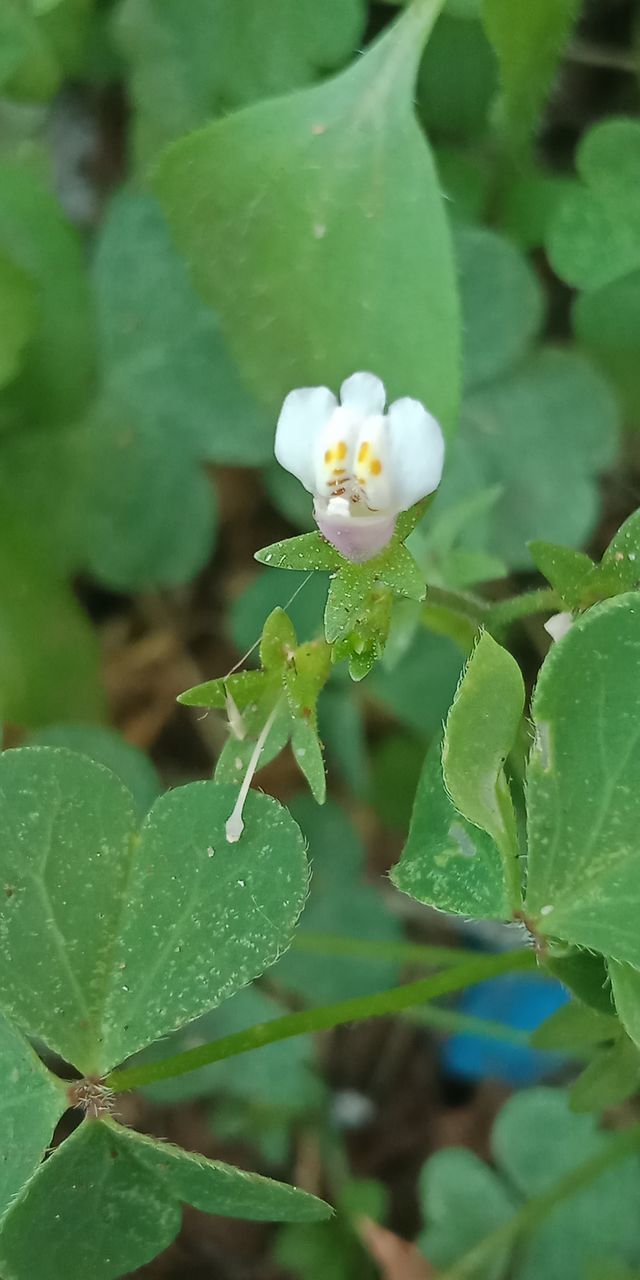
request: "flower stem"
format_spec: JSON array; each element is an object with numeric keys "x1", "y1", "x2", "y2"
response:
[
  {"x1": 105, "y1": 946, "x2": 534, "y2": 1093},
  {"x1": 487, "y1": 587, "x2": 560, "y2": 632}
]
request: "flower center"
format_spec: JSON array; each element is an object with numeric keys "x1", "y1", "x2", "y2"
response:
[{"x1": 314, "y1": 410, "x2": 391, "y2": 519}]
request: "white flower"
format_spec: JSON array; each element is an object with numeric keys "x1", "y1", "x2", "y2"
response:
[{"x1": 275, "y1": 371, "x2": 445, "y2": 562}]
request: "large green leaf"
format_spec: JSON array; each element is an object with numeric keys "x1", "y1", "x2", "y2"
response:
[
  {"x1": 0, "y1": 162, "x2": 95, "y2": 424},
  {"x1": 525, "y1": 594, "x2": 640, "y2": 964},
  {"x1": 154, "y1": 2, "x2": 460, "y2": 431},
  {"x1": 28, "y1": 724, "x2": 162, "y2": 820},
  {"x1": 443, "y1": 630, "x2": 524, "y2": 903},
  {"x1": 392, "y1": 735, "x2": 511, "y2": 919},
  {"x1": 115, "y1": 0, "x2": 366, "y2": 162},
  {"x1": 0, "y1": 748, "x2": 309, "y2": 1074},
  {"x1": 0, "y1": 1118, "x2": 329, "y2": 1280},
  {"x1": 0, "y1": 508, "x2": 103, "y2": 726},
  {"x1": 417, "y1": 10, "x2": 498, "y2": 142},
  {"x1": 0, "y1": 1009, "x2": 66, "y2": 1219},
  {"x1": 482, "y1": 0, "x2": 580, "y2": 145}
]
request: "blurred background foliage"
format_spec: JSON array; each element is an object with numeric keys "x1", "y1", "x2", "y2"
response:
[{"x1": 3, "y1": 0, "x2": 640, "y2": 1275}]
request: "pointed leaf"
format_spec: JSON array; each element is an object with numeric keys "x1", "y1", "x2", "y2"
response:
[
  {"x1": 0, "y1": 1118, "x2": 329, "y2": 1280},
  {"x1": 256, "y1": 533, "x2": 342, "y2": 572},
  {"x1": 154, "y1": 5, "x2": 460, "y2": 430},
  {"x1": 482, "y1": 0, "x2": 580, "y2": 145},
  {"x1": 0, "y1": 748, "x2": 309, "y2": 1074},
  {"x1": 569, "y1": 1034, "x2": 640, "y2": 1113},
  {"x1": 392, "y1": 736, "x2": 511, "y2": 920},
  {"x1": 609, "y1": 962, "x2": 640, "y2": 1054},
  {"x1": 443, "y1": 630, "x2": 524, "y2": 905},
  {"x1": 528, "y1": 539, "x2": 595, "y2": 610},
  {"x1": 260, "y1": 606, "x2": 298, "y2": 671}
]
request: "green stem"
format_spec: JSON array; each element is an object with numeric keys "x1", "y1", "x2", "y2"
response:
[
  {"x1": 106, "y1": 947, "x2": 535, "y2": 1094},
  {"x1": 487, "y1": 588, "x2": 560, "y2": 632},
  {"x1": 439, "y1": 1123, "x2": 640, "y2": 1279},
  {"x1": 291, "y1": 932, "x2": 482, "y2": 968}
]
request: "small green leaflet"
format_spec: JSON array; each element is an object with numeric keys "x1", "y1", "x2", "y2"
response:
[
  {"x1": 153, "y1": 1, "x2": 460, "y2": 431},
  {"x1": 0, "y1": 1009, "x2": 66, "y2": 1220},
  {"x1": 0, "y1": 747, "x2": 310, "y2": 1075},
  {"x1": 526, "y1": 594, "x2": 640, "y2": 964},
  {"x1": 443, "y1": 630, "x2": 524, "y2": 910},
  {"x1": 392, "y1": 735, "x2": 511, "y2": 920},
  {"x1": 0, "y1": 1118, "x2": 329, "y2": 1280},
  {"x1": 180, "y1": 607, "x2": 330, "y2": 801},
  {"x1": 528, "y1": 540, "x2": 595, "y2": 610},
  {"x1": 547, "y1": 118, "x2": 640, "y2": 420},
  {"x1": 256, "y1": 528, "x2": 426, "y2": 679}
]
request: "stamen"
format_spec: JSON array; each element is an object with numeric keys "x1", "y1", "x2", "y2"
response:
[{"x1": 225, "y1": 703, "x2": 280, "y2": 843}]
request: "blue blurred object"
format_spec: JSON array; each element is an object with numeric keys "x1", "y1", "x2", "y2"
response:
[{"x1": 441, "y1": 972, "x2": 570, "y2": 1087}]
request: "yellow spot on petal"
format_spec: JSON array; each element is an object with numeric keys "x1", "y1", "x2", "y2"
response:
[
  {"x1": 357, "y1": 442, "x2": 369, "y2": 463},
  {"x1": 336, "y1": 440, "x2": 348, "y2": 460},
  {"x1": 370, "y1": 458, "x2": 382, "y2": 476},
  {"x1": 324, "y1": 448, "x2": 333, "y2": 464}
]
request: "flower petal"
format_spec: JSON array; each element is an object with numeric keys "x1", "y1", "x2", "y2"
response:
[
  {"x1": 340, "y1": 371, "x2": 386, "y2": 416},
  {"x1": 386, "y1": 397, "x2": 445, "y2": 512},
  {"x1": 275, "y1": 386, "x2": 337, "y2": 493}
]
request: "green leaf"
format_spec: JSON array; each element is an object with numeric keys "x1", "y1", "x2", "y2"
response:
[
  {"x1": 548, "y1": 119, "x2": 640, "y2": 293},
  {"x1": 593, "y1": 509, "x2": 640, "y2": 598},
  {"x1": 455, "y1": 224, "x2": 544, "y2": 390},
  {"x1": 260, "y1": 606, "x2": 298, "y2": 671},
  {"x1": 481, "y1": 0, "x2": 580, "y2": 145},
  {"x1": 420, "y1": 1087, "x2": 640, "y2": 1280},
  {"x1": 543, "y1": 945, "x2": 615, "y2": 1016},
  {"x1": 439, "y1": 348, "x2": 619, "y2": 570},
  {"x1": 0, "y1": 1117, "x2": 330, "y2": 1279},
  {"x1": 525, "y1": 594, "x2": 640, "y2": 964},
  {"x1": 569, "y1": 1033, "x2": 640, "y2": 1113},
  {"x1": 275, "y1": 1177, "x2": 383, "y2": 1280},
  {"x1": 0, "y1": 509, "x2": 104, "y2": 727},
  {"x1": 27, "y1": 724, "x2": 162, "y2": 821},
  {"x1": 256, "y1": 533, "x2": 342, "y2": 573},
  {"x1": 153, "y1": 4, "x2": 460, "y2": 431},
  {"x1": 419, "y1": 1148, "x2": 515, "y2": 1279},
  {"x1": 115, "y1": 0, "x2": 366, "y2": 163},
  {"x1": 547, "y1": 119, "x2": 640, "y2": 421},
  {"x1": 0, "y1": 162, "x2": 94, "y2": 424},
  {"x1": 609, "y1": 962, "x2": 640, "y2": 1054},
  {"x1": 392, "y1": 735, "x2": 511, "y2": 919},
  {"x1": 0, "y1": 252, "x2": 36, "y2": 387},
  {"x1": 443, "y1": 630, "x2": 524, "y2": 906},
  {"x1": 273, "y1": 795, "x2": 402, "y2": 1004},
  {"x1": 417, "y1": 10, "x2": 498, "y2": 142},
  {"x1": 528, "y1": 540, "x2": 595, "y2": 610},
  {"x1": 0, "y1": 748, "x2": 309, "y2": 1074},
  {"x1": 0, "y1": 0, "x2": 60, "y2": 100},
  {"x1": 0, "y1": 1009, "x2": 66, "y2": 1219},
  {"x1": 531, "y1": 999, "x2": 617, "y2": 1053},
  {"x1": 93, "y1": 191, "x2": 269, "y2": 467}
]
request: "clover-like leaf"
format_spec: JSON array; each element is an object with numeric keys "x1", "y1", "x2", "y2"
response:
[
  {"x1": 392, "y1": 735, "x2": 511, "y2": 920},
  {"x1": 0, "y1": 747, "x2": 309, "y2": 1075},
  {"x1": 437, "y1": 224, "x2": 619, "y2": 568},
  {"x1": 27, "y1": 724, "x2": 162, "y2": 821},
  {"x1": 115, "y1": 0, "x2": 366, "y2": 163},
  {"x1": 547, "y1": 118, "x2": 640, "y2": 420},
  {"x1": 419, "y1": 1088, "x2": 640, "y2": 1280},
  {"x1": 0, "y1": 1117, "x2": 329, "y2": 1280},
  {"x1": 525, "y1": 594, "x2": 640, "y2": 964},
  {"x1": 154, "y1": 3, "x2": 460, "y2": 431},
  {"x1": 0, "y1": 1009, "x2": 66, "y2": 1219}
]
